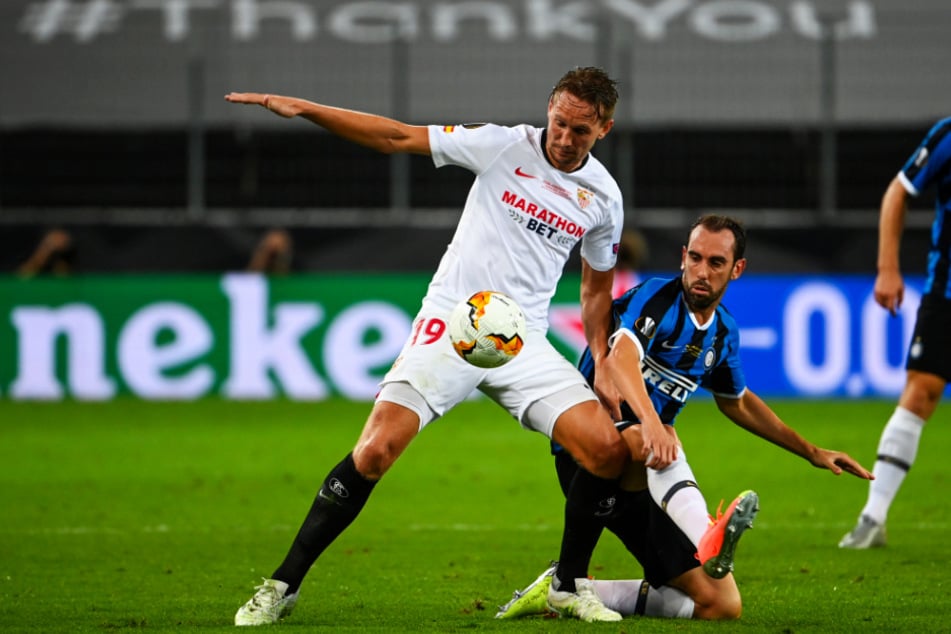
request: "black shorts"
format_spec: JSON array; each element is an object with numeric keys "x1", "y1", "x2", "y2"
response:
[
  {"x1": 906, "y1": 294, "x2": 951, "y2": 381},
  {"x1": 554, "y1": 452, "x2": 699, "y2": 588}
]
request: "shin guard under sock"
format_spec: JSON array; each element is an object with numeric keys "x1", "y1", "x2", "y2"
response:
[
  {"x1": 555, "y1": 467, "x2": 619, "y2": 593},
  {"x1": 646, "y1": 449, "x2": 708, "y2": 547},
  {"x1": 862, "y1": 406, "x2": 924, "y2": 524},
  {"x1": 272, "y1": 453, "x2": 377, "y2": 592}
]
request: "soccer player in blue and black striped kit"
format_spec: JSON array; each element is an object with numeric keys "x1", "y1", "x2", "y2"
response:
[
  {"x1": 840, "y1": 117, "x2": 951, "y2": 549},
  {"x1": 498, "y1": 215, "x2": 873, "y2": 621}
]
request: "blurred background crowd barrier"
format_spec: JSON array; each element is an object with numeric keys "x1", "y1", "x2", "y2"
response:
[{"x1": 1, "y1": 0, "x2": 949, "y2": 273}]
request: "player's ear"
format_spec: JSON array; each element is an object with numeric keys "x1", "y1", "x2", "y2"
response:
[
  {"x1": 731, "y1": 258, "x2": 747, "y2": 280},
  {"x1": 598, "y1": 119, "x2": 614, "y2": 139},
  {"x1": 680, "y1": 245, "x2": 687, "y2": 271}
]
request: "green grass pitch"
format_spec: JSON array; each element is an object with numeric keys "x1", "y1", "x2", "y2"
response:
[{"x1": 1, "y1": 397, "x2": 948, "y2": 632}]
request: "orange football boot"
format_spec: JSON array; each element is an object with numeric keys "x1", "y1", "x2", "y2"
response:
[{"x1": 697, "y1": 490, "x2": 759, "y2": 579}]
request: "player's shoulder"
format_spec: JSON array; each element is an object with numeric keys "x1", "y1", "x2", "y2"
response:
[
  {"x1": 577, "y1": 154, "x2": 622, "y2": 200},
  {"x1": 432, "y1": 122, "x2": 527, "y2": 142},
  {"x1": 471, "y1": 122, "x2": 537, "y2": 139},
  {"x1": 638, "y1": 276, "x2": 678, "y2": 294},
  {"x1": 616, "y1": 276, "x2": 680, "y2": 310},
  {"x1": 430, "y1": 123, "x2": 532, "y2": 165},
  {"x1": 715, "y1": 302, "x2": 742, "y2": 335},
  {"x1": 631, "y1": 277, "x2": 673, "y2": 291},
  {"x1": 930, "y1": 116, "x2": 951, "y2": 132},
  {"x1": 921, "y1": 117, "x2": 951, "y2": 148}
]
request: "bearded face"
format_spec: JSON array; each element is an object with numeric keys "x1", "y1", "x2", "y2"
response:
[{"x1": 680, "y1": 226, "x2": 745, "y2": 319}]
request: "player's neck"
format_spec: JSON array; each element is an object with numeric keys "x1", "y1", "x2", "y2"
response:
[{"x1": 691, "y1": 307, "x2": 716, "y2": 326}]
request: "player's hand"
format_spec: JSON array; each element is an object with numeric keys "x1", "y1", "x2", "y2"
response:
[
  {"x1": 642, "y1": 422, "x2": 678, "y2": 470},
  {"x1": 814, "y1": 448, "x2": 874, "y2": 480},
  {"x1": 873, "y1": 269, "x2": 904, "y2": 316},
  {"x1": 224, "y1": 92, "x2": 295, "y2": 118}
]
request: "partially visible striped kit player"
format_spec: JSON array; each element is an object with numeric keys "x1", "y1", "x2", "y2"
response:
[{"x1": 840, "y1": 116, "x2": 951, "y2": 549}]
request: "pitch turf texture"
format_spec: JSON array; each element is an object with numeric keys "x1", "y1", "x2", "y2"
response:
[{"x1": 2, "y1": 398, "x2": 948, "y2": 633}]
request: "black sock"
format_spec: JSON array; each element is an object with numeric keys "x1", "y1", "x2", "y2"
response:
[
  {"x1": 554, "y1": 467, "x2": 619, "y2": 593},
  {"x1": 272, "y1": 453, "x2": 377, "y2": 593},
  {"x1": 601, "y1": 489, "x2": 643, "y2": 552}
]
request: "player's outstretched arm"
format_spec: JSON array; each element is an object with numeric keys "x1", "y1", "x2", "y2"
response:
[
  {"x1": 714, "y1": 390, "x2": 873, "y2": 480},
  {"x1": 224, "y1": 92, "x2": 431, "y2": 156}
]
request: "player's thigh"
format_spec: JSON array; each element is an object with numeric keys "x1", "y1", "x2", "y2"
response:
[
  {"x1": 905, "y1": 295, "x2": 951, "y2": 384},
  {"x1": 481, "y1": 331, "x2": 601, "y2": 435},
  {"x1": 381, "y1": 308, "x2": 485, "y2": 422},
  {"x1": 550, "y1": 398, "x2": 622, "y2": 469},
  {"x1": 901, "y1": 294, "x2": 950, "y2": 417}
]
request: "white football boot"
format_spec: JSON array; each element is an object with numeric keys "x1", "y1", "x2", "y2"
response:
[
  {"x1": 839, "y1": 515, "x2": 887, "y2": 549},
  {"x1": 235, "y1": 578, "x2": 299, "y2": 626},
  {"x1": 547, "y1": 577, "x2": 622, "y2": 622}
]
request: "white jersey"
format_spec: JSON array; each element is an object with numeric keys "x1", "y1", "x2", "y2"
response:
[{"x1": 423, "y1": 123, "x2": 624, "y2": 333}]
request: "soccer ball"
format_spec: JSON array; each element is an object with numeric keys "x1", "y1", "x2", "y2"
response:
[{"x1": 448, "y1": 291, "x2": 526, "y2": 368}]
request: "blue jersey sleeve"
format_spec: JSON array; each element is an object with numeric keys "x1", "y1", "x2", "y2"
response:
[
  {"x1": 898, "y1": 117, "x2": 951, "y2": 299},
  {"x1": 613, "y1": 278, "x2": 681, "y2": 350},
  {"x1": 901, "y1": 117, "x2": 951, "y2": 196}
]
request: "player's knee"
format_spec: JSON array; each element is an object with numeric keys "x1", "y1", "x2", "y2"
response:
[
  {"x1": 352, "y1": 439, "x2": 400, "y2": 480},
  {"x1": 577, "y1": 434, "x2": 627, "y2": 478},
  {"x1": 901, "y1": 372, "x2": 946, "y2": 417},
  {"x1": 700, "y1": 586, "x2": 741, "y2": 620},
  {"x1": 353, "y1": 401, "x2": 419, "y2": 479},
  {"x1": 689, "y1": 574, "x2": 742, "y2": 620},
  {"x1": 552, "y1": 401, "x2": 627, "y2": 477},
  {"x1": 711, "y1": 593, "x2": 742, "y2": 620}
]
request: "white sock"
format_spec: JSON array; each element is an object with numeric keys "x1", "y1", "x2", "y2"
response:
[
  {"x1": 647, "y1": 448, "x2": 709, "y2": 547},
  {"x1": 591, "y1": 579, "x2": 694, "y2": 618},
  {"x1": 860, "y1": 406, "x2": 924, "y2": 525}
]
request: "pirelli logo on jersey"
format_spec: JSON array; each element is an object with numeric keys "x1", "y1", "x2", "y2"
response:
[
  {"x1": 641, "y1": 356, "x2": 698, "y2": 404},
  {"x1": 501, "y1": 190, "x2": 586, "y2": 241}
]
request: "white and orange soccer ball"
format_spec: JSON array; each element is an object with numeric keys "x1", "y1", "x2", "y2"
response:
[{"x1": 448, "y1": 291, "x2": 526, "y2": 368}]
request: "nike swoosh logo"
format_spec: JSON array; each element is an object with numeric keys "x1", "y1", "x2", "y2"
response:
[
  {"x1": 514, "y1": 167, "x2": 536, "y2": 179},
  {"x1": 661, "y1": 340, "x2": 681, "y2": 350}
]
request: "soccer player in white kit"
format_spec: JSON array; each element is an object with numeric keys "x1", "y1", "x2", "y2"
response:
[{"x1": 225, "y1": 67, "x2": 677, "y2": 625}]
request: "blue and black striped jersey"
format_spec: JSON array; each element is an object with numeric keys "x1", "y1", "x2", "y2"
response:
[
  {"x1": 578, "y1": 277, "x2": 746, "y2": 426},
  {"x1": 899, "y1": 116, "x2": 951, "y2": 299}
]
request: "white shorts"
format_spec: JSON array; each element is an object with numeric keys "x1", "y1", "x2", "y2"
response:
[{"x1": 379, "y1": 306, "x2": 598, "y2": 437}]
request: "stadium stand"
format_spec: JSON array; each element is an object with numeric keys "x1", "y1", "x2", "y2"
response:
[{"x1": 0, "y1": 0, "x2": 946, "y2": 272}]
